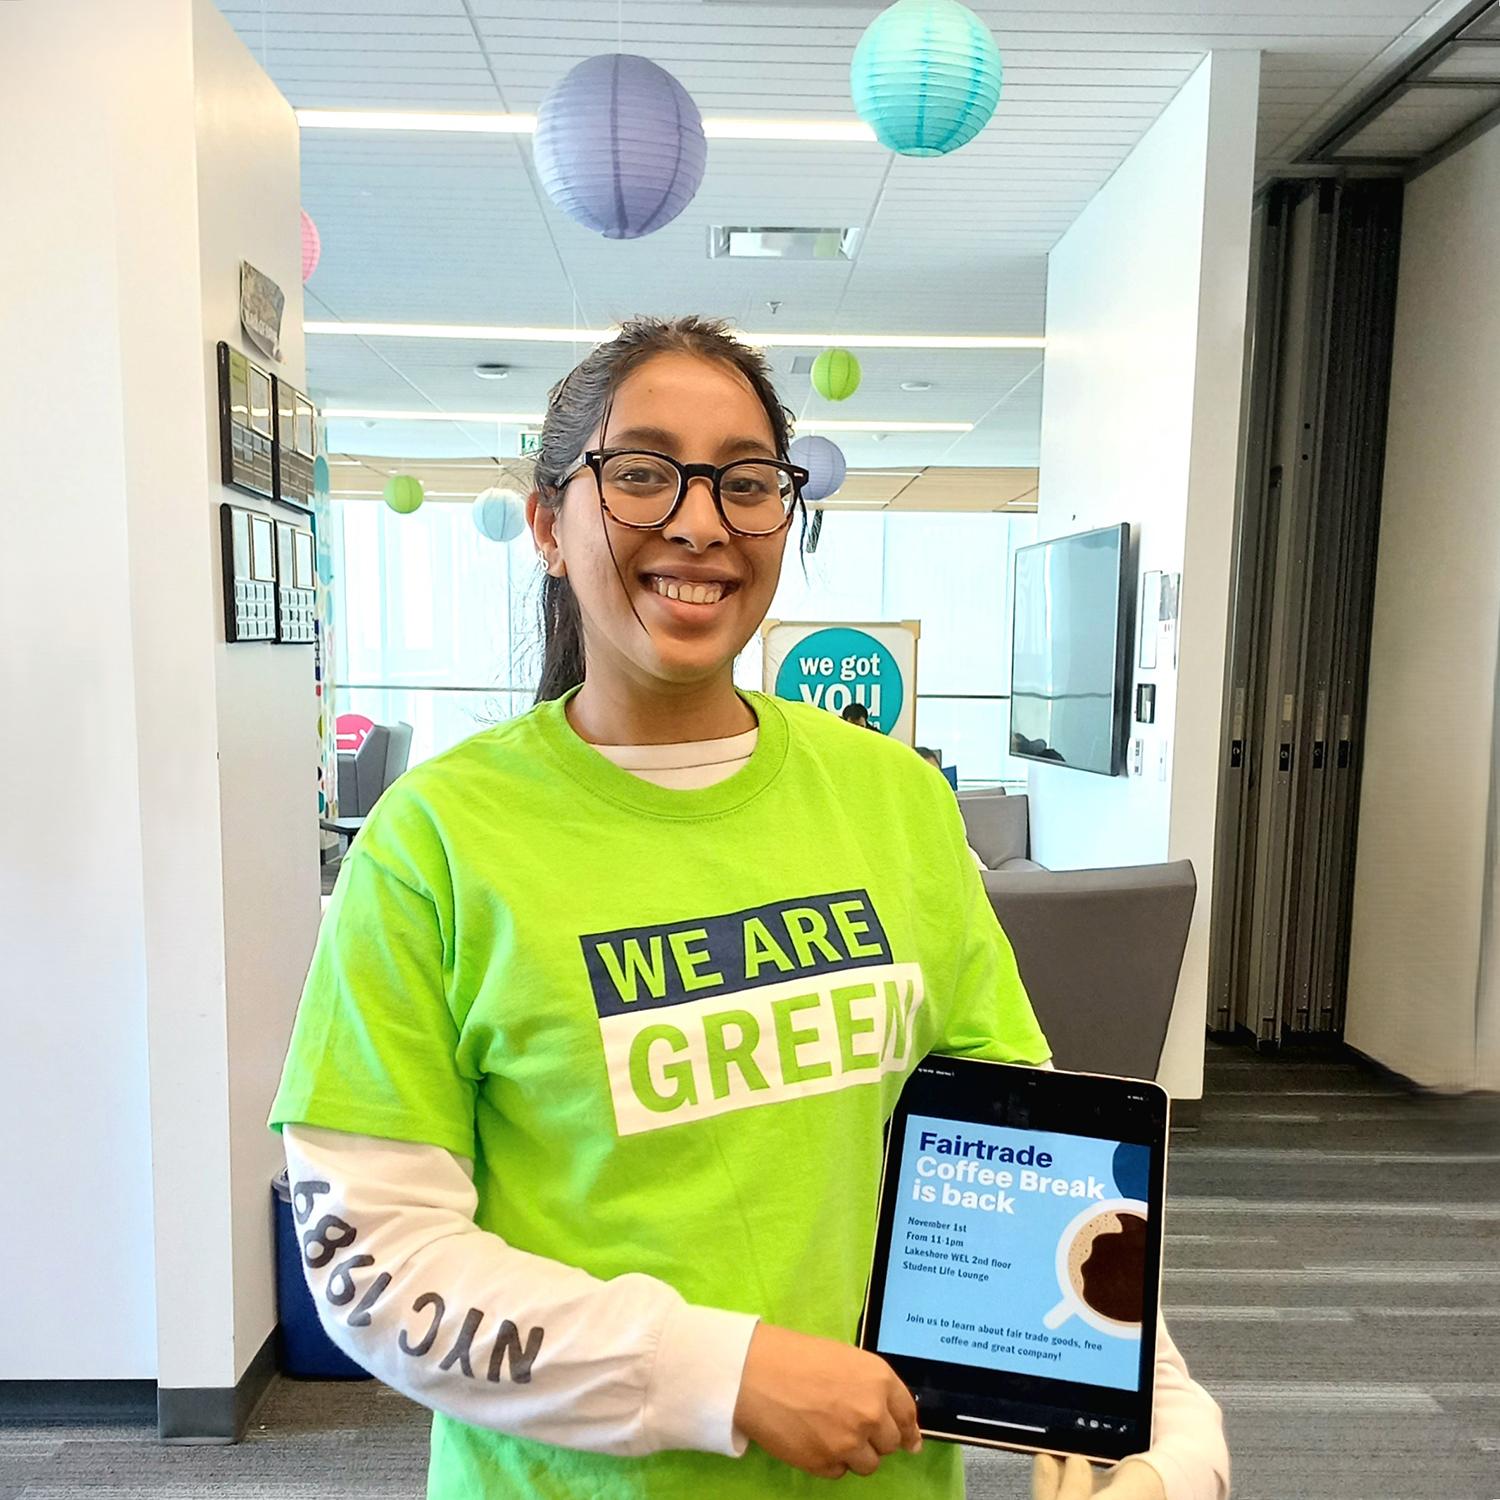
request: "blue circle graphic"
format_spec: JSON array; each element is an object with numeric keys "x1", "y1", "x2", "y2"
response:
[
  {"x1": 774, "y1": 627, "x2": 904, "y2": 734},
  {"x1": 1111, "y1": 1142, "x2": 1150, "y2": 1202}
]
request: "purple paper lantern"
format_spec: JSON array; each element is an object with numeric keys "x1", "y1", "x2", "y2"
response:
[
  {"x1": 789, "y1": 435, "x2": 848, "y2": 502},
  {"x1": 534, "y1": 54, "x2": 707, "y2": 240}
]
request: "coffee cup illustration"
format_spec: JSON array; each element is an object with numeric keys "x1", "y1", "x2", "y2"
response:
[{"x1": 1042, "y1": 1197, "x2": 1149, "y2": 1337}]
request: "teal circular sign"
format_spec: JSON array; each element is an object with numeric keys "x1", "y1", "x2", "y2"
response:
[{"x1": 774, "y1": 626, "x2": 904, "y2": 734}]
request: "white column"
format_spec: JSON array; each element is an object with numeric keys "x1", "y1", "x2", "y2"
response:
[
  {"x1": 1031, "y1": 52, "x2": 1260, "y2": 1100},
  {"x1": 0, "y1": 0, "x2": 321, "y2": 1408}
]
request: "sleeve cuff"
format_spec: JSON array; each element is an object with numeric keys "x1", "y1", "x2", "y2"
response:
[
  {"x1": 643, "y1": 1303, "x2": 759, "y2": 1457},
  {"x1": 1130, "y1": 1448, "x2": 1200, "y2": 1500}
]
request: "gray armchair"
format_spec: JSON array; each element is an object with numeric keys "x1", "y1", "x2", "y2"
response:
[
  {"x1": 335, "y1": 721, "x2": 413, "y2": 818},
  {"x1": 982, "y1": 860, "x2": 1196, "y2": 1079},
  {"x1": 958, "y1": 789, "x2": 1042, "y2": 872}
]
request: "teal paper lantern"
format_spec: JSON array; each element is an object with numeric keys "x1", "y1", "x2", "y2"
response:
[
  {"x1": 312, "y1": 454, "x2": 330, "y2": 496},
  {"x1": 384, "y1": 474, "x2": 424, "y2": 514},
  {"x1": 851, "y1": 0, "x2": 1003, "y2": 158},
  {"x1": 812, "y1": 349, "x2": 862, "y2": 402}
]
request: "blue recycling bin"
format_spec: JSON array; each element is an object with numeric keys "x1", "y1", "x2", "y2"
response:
[{"x1": 273, "y1": 1172, "x2": 371, "y2": 1380}]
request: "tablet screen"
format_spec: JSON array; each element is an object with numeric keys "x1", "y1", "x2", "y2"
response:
[{"x1": 861, "y1": 1058, "x2": 1167, "y2": 1464}]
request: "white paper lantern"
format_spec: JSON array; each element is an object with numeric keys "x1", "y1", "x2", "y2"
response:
[{"x1": 473, "y1": 487, "x2": 527, "y2": 543}]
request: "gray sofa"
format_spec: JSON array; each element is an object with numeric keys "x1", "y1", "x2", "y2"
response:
[
  {"x1": 982, "y1": 859, "x2": 1197, "y2": 1079},
  {"x1": 335, "y1": 721, "x2": 413, "y2": 818},
  {"x1": 957, "y1": 788, "x2": 1042, "y2": 872}
]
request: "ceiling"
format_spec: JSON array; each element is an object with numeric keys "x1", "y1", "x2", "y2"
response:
[{"x1": 222, "y1": 0, "x2": 1469, "y2": 491}]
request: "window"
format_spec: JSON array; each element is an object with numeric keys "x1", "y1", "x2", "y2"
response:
[{"x1": 332, "y1": 498, "x2": 1036, "y2": 781}]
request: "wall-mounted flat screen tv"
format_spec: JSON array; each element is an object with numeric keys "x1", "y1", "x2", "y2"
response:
[{"x1": 1009, "y1": 524, "x2": 1134, "y2": 777}]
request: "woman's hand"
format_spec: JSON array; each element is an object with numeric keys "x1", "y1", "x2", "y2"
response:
[
  {"x1": 732, "y1": 1323, "x2": 923, "y2": 1479},
  {"x1": 1033, "y1": 1454, "x2": 1167, "y2": 1499}
]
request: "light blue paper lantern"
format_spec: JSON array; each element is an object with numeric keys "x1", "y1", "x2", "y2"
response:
[
  {"x1": 473, "y1": 487, "x2": 527, "y2": 543},
  {"x1": 789, "y1": 435, "x2": 847, "y2": 502},
  {"x1": 534, "y1": 54, "x2": 707, "y2": 239},
  {"x1": 851, "y1": 0, "x2": 1003, "y2": 158}
]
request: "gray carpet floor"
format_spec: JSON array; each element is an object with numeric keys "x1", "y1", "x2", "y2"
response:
[{"x1": 4, "y1": 1042, "x2": 1497, "y2": 1498}]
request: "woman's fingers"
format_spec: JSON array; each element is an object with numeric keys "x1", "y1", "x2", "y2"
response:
[
  {"x1": 1033, "y1": 1453, "x2": 1064, "y2": 1500},
  {"x1": 1033, "y1": 1452, "x2": 1100, "y2": 1499},
  {"x1": 868, "y1": 1409, "x2": 903, "y2": 1456},
  {"x1": 886, "y1": 1376, "x2": 922, "y2": 1452},
  {"x1": 1059, "y1": 1455, "x2": 1099, "y2": 1497},
  {"x1": 843, "y1": 1443, "x2": 883, "y2": 1478}
]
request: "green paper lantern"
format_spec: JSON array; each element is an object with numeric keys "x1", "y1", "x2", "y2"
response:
[
  {"x1": 812, "y1": 348, "x2": 862, "y2": 402},
  {"x1": 384, "y1": 474, "x2": 425, "y2": 514}
]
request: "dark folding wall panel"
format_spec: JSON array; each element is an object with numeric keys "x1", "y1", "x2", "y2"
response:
[{"x1": 1209, "y1": 180, "x2": 1403, "y2": 1045}]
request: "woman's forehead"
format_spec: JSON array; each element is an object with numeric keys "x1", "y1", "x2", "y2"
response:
[{"x1": 608, "y1": 351, "x2": 772, "y2": 432}]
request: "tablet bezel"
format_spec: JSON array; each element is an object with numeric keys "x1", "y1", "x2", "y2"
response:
[{"x1": 860, "y1": 1056, "x2": 1169, "y2": 1466}]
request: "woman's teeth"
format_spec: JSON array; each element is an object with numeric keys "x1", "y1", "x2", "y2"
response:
[{"x1": 649, "y1": 576, "x2": 728, "y2": 605}]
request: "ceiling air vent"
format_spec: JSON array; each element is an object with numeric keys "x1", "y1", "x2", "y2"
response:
[{"x1": 708, "y1": 226, "x2": 864, "y2": 261}]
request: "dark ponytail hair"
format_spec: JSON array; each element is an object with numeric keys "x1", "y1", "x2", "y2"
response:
[{"x1": 532, "y1": 316, "x2": 795, "y2": 703}]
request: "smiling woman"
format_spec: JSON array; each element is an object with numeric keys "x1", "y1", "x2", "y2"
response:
[{"x1": 271, "y1": 313, "x2": 1224, "y2": 1500}]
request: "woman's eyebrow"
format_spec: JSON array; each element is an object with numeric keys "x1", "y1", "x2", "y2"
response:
[
  {"x1": 606, "y1": 425, "x2": 680, "y2": 452},
  {"x1": 718, "y1": 435, "x2": 778, "y2": 459},
  {"x1": 605, "y1": 427, "x2": 776, "y2": 460}
]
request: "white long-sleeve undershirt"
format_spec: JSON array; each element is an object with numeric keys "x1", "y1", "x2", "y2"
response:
[{"x1": 282, "y1": 1123, "x2": 758, "y2": 1457}]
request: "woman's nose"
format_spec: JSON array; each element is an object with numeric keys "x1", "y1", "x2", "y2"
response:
[{"x1": 665, "y1": 474, "x2": 729, "y2": 546}]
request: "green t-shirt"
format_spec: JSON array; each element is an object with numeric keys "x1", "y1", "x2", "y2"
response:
[{"x1": 272, "y1": 690, "x2": 1048, "y2": 1498}]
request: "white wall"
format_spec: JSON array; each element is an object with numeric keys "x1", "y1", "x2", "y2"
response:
[
  {"x1": 1346, "y1": 123, "x2": 1500, "y2": 1092},
  {"x1": 0, "y1": 0, "x2": 318, "y2": 1387},
  {"x1": 0, "y1": 0, "x2": 160, "y2": 1378},
  {"x1": 1031, "y1": 52, "x2": 1259, "y2": 1099}
]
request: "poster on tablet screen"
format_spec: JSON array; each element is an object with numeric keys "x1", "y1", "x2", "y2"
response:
[{"x1": 879, "y1": 1112, "x2": 1152, "y2": 1392}]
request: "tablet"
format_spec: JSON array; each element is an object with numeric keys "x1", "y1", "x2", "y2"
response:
[{"x1": 860, "y1": 1056, "x2": 1169, "y2": 1465}]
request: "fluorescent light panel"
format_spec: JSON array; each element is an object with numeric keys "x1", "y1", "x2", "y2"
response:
[
  {"x1": 325, "y1": 408, "x2": 970, "y2": 433},
  {"x1": 306, "y1": 320, "x2": 1043, "y2": 352},
  {"x1": 308, "y1": 322, "x2": 614, "y2": 343},
  {"x1": 804, "y1": 420, "x2": 971, "y2": 433},
  {"x1": 296, "y1": 108, "x2": 876, "y2": 143},
  {"x1": 326, "y1": 408, "x2": 546, "y2": 423}
]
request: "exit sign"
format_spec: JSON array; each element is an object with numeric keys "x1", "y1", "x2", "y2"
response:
[{"x1": 519, "y1": 428, "x2": 543, "y2": 455}]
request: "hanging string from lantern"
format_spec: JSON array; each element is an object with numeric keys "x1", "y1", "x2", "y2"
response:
[
  {"x1": 796, "y1": 152, "x2": 896, "y2": 429},
  {"x1": 461, "y1": 4, "x2": 595, "y2": 328},
  {"x1": 929, "y1": 362, "x2": 1044, "y2": 469}
]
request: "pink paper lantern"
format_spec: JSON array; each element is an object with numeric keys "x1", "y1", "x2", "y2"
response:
[{"x1": 300, "y1": 208, "x2": 321, "y2": 284}]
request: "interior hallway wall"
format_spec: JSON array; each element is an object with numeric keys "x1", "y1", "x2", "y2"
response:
[
  {"x1": 1031, "y1": 51, "x2": 1260, "y2": 1099},
  {"x1": 0, "y1": 0, "x2": 319, "y2": 1396},
  {"x1": 1346, "y1": 121, "x2": 1500, "y2": 1092},
  {"x1": 0, "y1": 0, "x2": 161, "y2": 1380}
]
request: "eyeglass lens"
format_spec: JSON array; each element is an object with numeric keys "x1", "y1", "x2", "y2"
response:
[{"x1": 598, "y1": 452, "x2": 794, "y2": 533}]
